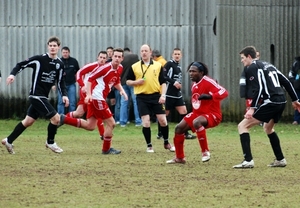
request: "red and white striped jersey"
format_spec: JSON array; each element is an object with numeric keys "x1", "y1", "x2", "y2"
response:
[
  {"x1": 76, "y1": 61, "x2": 100, "y2": 87},
  {"x1": 87, "y1": 62, "x2": 123, "y2": 100}
]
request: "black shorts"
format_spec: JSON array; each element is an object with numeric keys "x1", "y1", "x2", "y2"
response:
[
  {"x1": 136, "y1": 93, "x2": 165, "y2": 116},
  {"x1": 165, "y1": 97, "x2": 185, "y2": 110},
  {"x1": 253, "y1": 102, "x2": 286, "y2": 123},
  {"x1": 27, "y1": 97, "x2": 57, "y2": 119}
]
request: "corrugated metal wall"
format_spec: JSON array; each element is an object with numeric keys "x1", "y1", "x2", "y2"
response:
[
  {"x1": 0, "y1": 0, "x2": 217, "y2": 118},
  {"x1": 0, "y1": 0, "x2": 299, "y2": 122},
  {"x1": 217, "y1": 0, "x2": 300, "y2": 121}
]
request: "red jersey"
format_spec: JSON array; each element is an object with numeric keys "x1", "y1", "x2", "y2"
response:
[
  {"x1": 87, "y1": 62, "x2": 123, "y2": 100},
  {"x1": 191, "y1": 76, "x2": 228, "y2": 118},
  {"x1": 76, "y1": 61, "x2": 100, "y2": 87}
]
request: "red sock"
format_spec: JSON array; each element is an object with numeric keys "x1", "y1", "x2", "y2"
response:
[
  {"x1": 64, "y1": 116, "x2": 81, "y2": 127},
  {"x1": 174, "y1": 133, "x2": 185, "y2": 159},
  {"x1": 97, "y1": 119, "x2": 104, "y2": 136},
  {"x1": 196, "y1": 126, "x2": 209, "y2": 153},
  {"x1": 66, "y1": 112, "x2": 73, "y2": 118},
  {"x1": 102, "y1": 136, "x2": 112, "y2": 152}
]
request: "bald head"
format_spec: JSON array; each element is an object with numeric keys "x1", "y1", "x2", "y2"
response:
[{"x1": 140, "y1": 44, "x2": 152, "y2": 62}]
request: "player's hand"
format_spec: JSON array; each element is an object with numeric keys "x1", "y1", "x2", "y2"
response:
[
  {"x1": 81, "y1": 86, "x2": 87, "y2": 93},
  {"x1": 6, "y1": 75, "x2": 15, "y2": 85},
  {"x1": 62, "y1": 96, "x2": 69, "y2": 107},
  {"x1": 120, "y1": 91, "x2": 128, "y2": 101},
  {"x1": 84, "y1": 95, "x2": 92, "y2": 104},
  {"x1": 51, "y1": 85, "x2": 56, "y2": 91},
  {"x1": 244, "y1": 108, "x2": 254, "y2": 119},
  {"x1": 292, "y1": 101, "x2": 300, "y2": 113},
  {"x1": 173, "y1": 81, "x2": 181, "y2": 89},
  {"x1": 198, "y1": 94, "x2": 212, "y2": 100}
]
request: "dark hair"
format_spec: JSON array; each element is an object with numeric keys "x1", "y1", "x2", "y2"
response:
[
  {"x1": 106, "y1": 46, "x2": 114, "y2": 50},
  {"x1": 173, "y1": 47, "x2": 181, "y2": 51},
  {"x1": 61, "y1": 46, "x2": 70, "y2": 52},
  {"x1": 239, "y1": 46, "x2": 257, "y2": 59},
  {"x1": 123, "y1": 47, "x2": 130, "y2": 52},
  {"x1": 113, "y1": 48, "x2": 124, "y2": 56},
  {"x1": 152, "y1": 49, "x2": 161, "y2": 57},
  {"x1": 98, "y1": 50, "x2": 107, "y2": 57},
  {"x1": 187, "y1": 61, "x2": 208, "y2": 75},
  {"x1": 47, "y1": 36, "x2": 61, "y2": 46}
]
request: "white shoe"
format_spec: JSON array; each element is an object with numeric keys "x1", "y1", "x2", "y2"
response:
[
  {"x1": 233, "y1": 160, "x2": 254, "y2": 168},
  {"x1": 146, "y1": 147, "x2": 154, "y2": 153},
  {"x1": 268, "y1": 158, "x2": 287, "y2": 167},
  {"x1": 166, "y1": 158, "x2": 186, "y2": 164},
  {"x1": 46, "y1": 142, "x2": 63, "y2": 153},
  {"x1": 164, "y1": 143, "x2": 175, "y2": 152},
  {"x1": 202, "y1": 151, "x2": 210, "y2": 162},
  {"x1": 2, "y1": 138, "x2": 15, "y2": 154}
]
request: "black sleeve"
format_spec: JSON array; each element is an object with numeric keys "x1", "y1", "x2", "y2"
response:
[
  {"x1": 10, "y1": 55, "x2": 40, "y2": 76},
  {"x1": 278, "y1": 70, "x2": 298, "y2": 101},
  {"x1": 163, "y1": 62, "x2": 175, "y2": 84},
  {"x1": 126, "y1": 66, "x2": 136, "y2": 81},
  {"x1": 158, "y1": 66, "x2": 166, "y2": 85}
]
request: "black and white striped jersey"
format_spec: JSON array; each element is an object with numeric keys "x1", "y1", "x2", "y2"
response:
[
  {"x1": 10, "y1": 53, "x2": 67, "y2": 98},
  {"x1": 245, "y1": 60, "x2": 298, "y2": 108}
]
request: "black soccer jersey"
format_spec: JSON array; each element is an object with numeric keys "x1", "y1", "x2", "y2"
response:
[
  {"x1": 246, "y1": 60, "x2": 298, "y2": 108},
  {"x1": 10, "y1": 53, "x2": 67, "y2": 98},
  {"x1": 163, "y1": 60, "x2": 183, "y2": 98}
]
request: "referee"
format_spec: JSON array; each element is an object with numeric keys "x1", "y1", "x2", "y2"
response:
[{"x1": 126, "y1": 44, "x2": 175, "y2": 153}]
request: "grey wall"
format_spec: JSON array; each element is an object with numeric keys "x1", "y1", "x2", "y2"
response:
[{"x1": 0, "y1": 0, "x2": 299, "y2": 122}]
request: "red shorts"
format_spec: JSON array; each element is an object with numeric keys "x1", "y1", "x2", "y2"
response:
[
  {"x1": 183, "y1": 112, "x2": 221, "y2": 132},
  {"x1": 87, "y1": 99, "x2": 112, "y2": 120},
  {"x1": 77, "y1": 89, "x2": 88, "y2": 112}
]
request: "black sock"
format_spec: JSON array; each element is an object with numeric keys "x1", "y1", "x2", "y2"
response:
[
  {"x1": 268, "y1": 132, "x2": 284, "y2": 160},
  {"x1": 47, "y1": 123, "x2": 57, "y2": 144},
  {"x1": 157, "y1": 122, "x2": 161, "y2": 135},
  {"x1": 142, "y1": 127, "x2": 151, "y2": 147},
  {"x1": 7, "y1": 122, "x2": 26, "y2": 143},
  {"x1": 160, "y1": 125, "x2": 169, "y2": 144},
  {"x1": 240, "y1": 133, "x2": 253, "y2": 161}
]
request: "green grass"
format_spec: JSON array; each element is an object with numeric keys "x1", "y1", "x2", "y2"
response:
[{"x1": 1, "y1": 120, "x2": 300, "y2": 208}]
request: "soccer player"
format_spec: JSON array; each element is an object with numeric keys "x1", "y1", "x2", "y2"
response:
[
  {"x1": 126, "y1": 44, "x2": 175, "y2": 153},
  {"x1": 59, "y1": 48, "x2": 127, "y2": 154},
  {"x1": 233, "y1": 46, "x2": 300, "y2": 168},
  {"x1": 2, "y1": 36, "x2": 69, "y2": 154},
  {"x1": 166, "y1": 61, "x2": 228, "y2": 164},
  {"x1": 65, "y1": 51, "x2": 108, "y2": 140},
  {"x1": 157, "y1": 48, "x2": 196, "y2": 140}
]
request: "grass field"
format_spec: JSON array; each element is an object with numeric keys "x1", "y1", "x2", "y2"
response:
[{"x1": 1, "y1": 119, "x2": 300, "y2": 208}]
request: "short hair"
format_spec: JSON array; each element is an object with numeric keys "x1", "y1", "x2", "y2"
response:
[
  {"x1": 47, "y1": 36, "x2": 61, "y2": 46},
  {"x1": 106, "y1": 46, "x2": 114, "y2": 50},
  {"x1": 123, "y1": 47, "x2": 130, "y2": 52},
  {"x1": 61, "y1": 46, "x2": 70, "y2": 52},
  {"x1": 152, "y1": 49, "x2": 161, "y2": 57},
  {"x1": 98, "y1": 50, "x2": 107, "y2": 57},
  {"x1": 187, "y1": 61, "x2": 209, "y2": 75},
  {"x1": 173, "y1": 47, "x2": 181, "y2": 51},
  {"x1": 113, "y1": 48, "x2": 124, "y2": 56},
  {"x1": 239, "y1": 46, "x2": 257, "y2": 59}
]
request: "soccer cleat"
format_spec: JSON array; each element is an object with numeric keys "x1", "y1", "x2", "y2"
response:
[
  {"x1": 233, "y1": 160, "x2": 254, "y2": 169},
  {"x1": 156, "y1": 133, "x2": 163, "y2": 139},
  {"x1": 164, "y1": 143, "x2": 175, "y2": 152},
  {"x1": 57, "y1": 114, "x2": 65, "y2": 127},
  {"x1": 2, "y1": 138, "x2": 15, "y2": 154},
  {"x1": 46, "y1": 142, "x2": 63, "y2": 153},
  {"x1": 202, "y1": 151, "x2": 210, "y2": 162},
  {"x1": 268, "y1": 158, "x2": 287, "y2": 167},
  {"x1": 166, "y1": 158, "x2": 186, "y2": 164},
  {"x1": 100, "y1": 136, "x2": 104, "y2": 140},
  {"x1": 102, "y1": 147, "x2": 121, "y2": 155},
  {"x1": 185, "y1": 133, "x2": 196, "y2": 139},
  {"x1": 146, "y1": 147, "x2": 154, "y2": 153}
]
